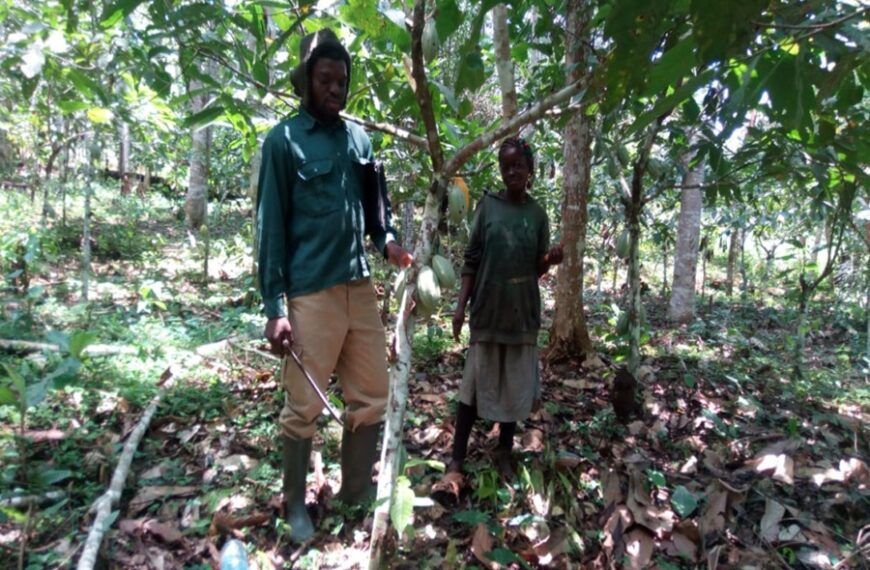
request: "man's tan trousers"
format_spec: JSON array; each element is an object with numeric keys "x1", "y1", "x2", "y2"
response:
[{"x1": 279, "y1": 279, "x2": 388, "y2": 439}]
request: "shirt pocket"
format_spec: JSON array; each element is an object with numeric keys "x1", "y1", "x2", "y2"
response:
[{"x1": 294, "y1": 158, "x2": 340, "y2": 216}]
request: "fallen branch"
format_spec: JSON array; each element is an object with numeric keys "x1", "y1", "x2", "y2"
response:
[
  {"x1": 76, "y1": 368, "x2": 171, "y2": 570},
  {"x1": 0, "y1": 339, "x2": 137, "y2": 357},
  {"x1": 0, "y1": 491, "x2": 65, "y2": 508}
]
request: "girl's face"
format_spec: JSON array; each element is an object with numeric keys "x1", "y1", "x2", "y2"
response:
[{"x1": 499, "y1": 146, "x2": 531, "y2": 194}]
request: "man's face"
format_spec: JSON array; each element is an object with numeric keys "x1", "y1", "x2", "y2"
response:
[{"x1": 309, "y1": 57, "x2": 348, "y2": 120}]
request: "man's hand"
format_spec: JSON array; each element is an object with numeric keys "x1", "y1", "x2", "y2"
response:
[
  {"x1": 385, "y1": 242, "x2": 414, "y2": 268},
  {"x1": 452, "y1": 309, "x2": 465, "y2": 342},
  {"x1": 546, "y1": 244, "x2": 564, "y2": 266},
  {"x1": 265, "y1": 317, "x2": 294, "y2": 356}
]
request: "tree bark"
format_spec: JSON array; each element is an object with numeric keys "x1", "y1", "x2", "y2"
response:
[
  {"x1": 547, "y1": 0, "x2": 594, "y2": 361},
  {"x1": 82, "y1": 141, "x2": 98, "y2": 302},
  {"x1": 249, "y1": 141, "x2": 262, "y2": 285},
  {"x1": 726, "y1": 226, "x2": 739, "y2": 297},
  {"x1": 118, "y1": 121, "x2": 131, "y2": 195},
  {"x1": 667, "y1": 158, "x2": 705, "y2": 323},
  {"x1": 184, "y1": 78, "x2": 209, "y2": 231},
  {"x1": 492, "y1": 4, "x2": 518, "y2": 122}
]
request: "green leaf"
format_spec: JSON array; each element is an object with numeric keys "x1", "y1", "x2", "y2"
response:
[
  {"x1": 644, "y1": 37, "x2": 696, "y2": 96},
  {"x1": 86, "y1": 107, "x2": 114, "y2": 124},
  {"x1": 455, "y1": 50, "x2": 485, "y2": 94},
  {"x1": 0, "y1": 386, "x2": 16, "y2": 406},
  {"x1": 629, "y1": 69, "x2": 715, "y2": 135},
  {"x1": 58, "y1": 100, "x2": 89, "y2": 114},
  {"x1": 647, "y1": 470, "x2": 666, "y2": 487},
  {"x1": 389, "y1": 476, "x2": 415, "y2": 538},
  {"x1": 101, "y1": 0, "x2": 147, "y2": 28},
  {"x1": 670, "y1": 485, "x2": 699, "y2": 517},
  {"x1": 183, "y1": 106, "x2": 225, "y2": 130},
  {"x1": 403, "y1": 458, "x2": 445, "y2": 473},
  {"x1": 26, "y1": 378, "x2": 50, "y2": 409},
  {"x1": 69, "y1": 331, "x2": 97, "y2": 360},
  {"x1": 40, "y1": 469, "x2": 73, "y2": 486},
  {"x1": 435, "y1": 0, "x2": 463, "y2": 42},
  {"x1": 453, "y1": 509, "x2": 490, "y2": 525}
]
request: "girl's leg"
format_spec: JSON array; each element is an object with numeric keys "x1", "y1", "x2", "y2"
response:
[
  {"x1": 448, "y1": 402, "x2": 477, "y2": 472},
  {"x1": 495, "y1": 422, "x2": 517, "y2": 479}
]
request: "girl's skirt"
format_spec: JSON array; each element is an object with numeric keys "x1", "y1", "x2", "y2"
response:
[{"x1": 458, "y1": 341, "x2": 540, "y2": 422}]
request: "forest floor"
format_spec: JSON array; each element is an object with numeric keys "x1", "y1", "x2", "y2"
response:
[{"x1": 0, "y1": 188, "x2": 868, "y2": 569}]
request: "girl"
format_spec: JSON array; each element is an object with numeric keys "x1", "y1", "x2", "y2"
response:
[{"x1": 449, "y1": 137, "x2": 563, "y2": 479}]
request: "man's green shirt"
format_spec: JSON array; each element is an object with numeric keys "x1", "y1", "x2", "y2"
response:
[{"x1": 256, "y1": 109, "x2": 393, "y2": 319}]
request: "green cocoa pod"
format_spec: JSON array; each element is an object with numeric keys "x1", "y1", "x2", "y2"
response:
[
  {"x1": 416, "y1": 266, "x2": 442, "y2": 312},
  {"x1": 617, "y1": 144, "x2": 630, "y2": 167},
  {"x1": 616, "y1": 230, "x2": 630, "y2": 259},
  {"x1": 431, "y1": 254, "x2": 456, "y2": 289}
]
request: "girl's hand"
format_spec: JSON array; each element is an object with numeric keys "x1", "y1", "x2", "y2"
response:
[
  {"x1": 452, "y1": 309, "x2": 465, "y2": 341},
  {"x1": 546, "y1": 244, "x2": 564, "y2": 266}
]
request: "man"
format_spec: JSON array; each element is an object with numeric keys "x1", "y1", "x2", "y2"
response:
[{"x1": 256, "y1": 29, "x2": 413, "y2": 542}]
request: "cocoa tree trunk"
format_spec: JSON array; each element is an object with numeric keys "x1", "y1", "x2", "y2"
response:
[
  {"x1": 667, "y1": 159, "x2": 705, "y2": 323},
  {"x1": 118, "y1": 121, "x2": 131, "y2": 195},
  {"x1": 184, "y1": 77, "x2": 210, "y2": 231},
  {"x1": 726, "y1": 227, "x2": 739, "y2": 297},
  {"x1": 492, "y1": 4, "x2": 518, "y2": 122},
  {"x1": 547, "y1": 0, "x2": 594, "y2": 361}
]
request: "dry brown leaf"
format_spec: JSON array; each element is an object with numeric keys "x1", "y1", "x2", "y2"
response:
[
  {"x1": 627, "y1": 468, "x2": 651, "y2": 506},
  {"x1": 470, "y1": 523, "x2": 496, "y2": 570},
  {"x1": 533, "y1": 526, "x2": 569, "y2": 563},
  {"x1": 601, "y1": 469, "x2": 624, "y2": 506},
  {"x1": 554, "y1": 451, "x2": 582, "y2": 471},
  {"x1": 623, "y1": 528, "x2": 654, "y2": 570},
  {"x1": 602, "y1": 504, "x2": 633, "y2": 557},
  {"x1": 680, "y1": 456, "x2": 699, "y2": 474},
  {"x1": 699, "y1": 489, "x2": 728, "y2": 540},
  {"x1": 128, "y1": 486, "x2": 198, "y2": 516},
  {"x1": 671, "y1": 532, "x2": 698, "y2": 562},
  {"x1": 209, "y1": 511, "x2": 271, "y2": 537},
  {"x1": 760, "y1": 499, "x2": 785, "y2": 542},
  {"x1": 562, "y1": 378, "x2": 594, "y2": 390},
  {"x1": 626, "y1": 495, "x2": 675, "y2": 538},
  {"x1": 119, "y1": 518, "x2": 184, "y2": 544},
  {"x1": 752, "y1": 453, "x2": 794, "y2": 484},
  {"x1": 431, "y1": 472, "x2": 465, "y2": 507},
  {"x1": 627, "y1": 421, "x2": 646, "y2": 436},
  {"x1": 521, "y1": 428, "x2": 545, "y2": 452}
]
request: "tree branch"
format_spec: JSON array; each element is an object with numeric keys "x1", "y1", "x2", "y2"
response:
[
  {"x1": 752, "y1": 8, "x2": 867, "y2": 31},
  {"x1": 408, "y1": 0, "x2": 444, "y2": 170},
  {"x1": 442, "y1": 79, "x2": 586, "y2": 178}
]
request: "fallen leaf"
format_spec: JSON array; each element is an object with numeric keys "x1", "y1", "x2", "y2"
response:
[
  {"x1": 699, "y1": 488, "x2": 728, "y2": 540},
  {"x1": 562, "y1": 379, "x2": 594, "y2": 390},
  {"x1": 760, "y1": 499, "x2": 785, "y2": 542},
  {"x1": 119, "y1": 518, "x2": 184, "y2": 544},
  {"x1": 521, "y1": 428, "x2": 545, "y2": 452},
  {"x1": 128, "y1": 486, "x2": 197, "y2": 516},
  {"x1": 470, "y1": 523, "x2": 496, "y2": 570},
  {"x1": 601, "y1": 470, "x2": 623, "y2": 506},
  {"x1": 778, "y1": 524, "x2": 801, "y2": 542},
  {"x1": 602, "y1": 504, "x2": 633, "y2": 557},
  {"x1": 554, "y1": 451, "x2": 582, "y2": 471},
  {"x1": 623, "y1": 528, "x2": 654, "y2": 570},
  {"x1": 671, "y1": 532, "x2": 698, "y2": 562},
  {"x1": 680, "y1": 456, "x2": 698, "y2": 474},
  {"x1": 753, "y1": 453, "x2": 794, "y2": 485},
  {"x1": 215, "y1": 454, "x2": 257, "y2": 474},
  {"x1": 431, "y1": 472, "x2": 465, "y2": 507}
]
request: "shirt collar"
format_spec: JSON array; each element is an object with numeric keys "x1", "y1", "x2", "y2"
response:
[{"x1": 298, "y1": 106, "x2": 345, "y2": 133}]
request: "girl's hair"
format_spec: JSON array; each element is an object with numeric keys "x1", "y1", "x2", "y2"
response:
[{"x1": 498, "y1": 137, "x2": 535, "y2": 179}]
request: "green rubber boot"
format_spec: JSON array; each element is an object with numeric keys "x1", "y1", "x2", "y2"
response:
[
  {"x1": 336, "y1": 423, "x2": 382, "y2": 505},
  {"x1": 282, "y1": 436, "x2": 314, "y2": 542}
]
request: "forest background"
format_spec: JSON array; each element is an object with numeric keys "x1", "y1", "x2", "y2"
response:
[{"x1": 0, "y1": 0, "x2": 867, "y2": 568}]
